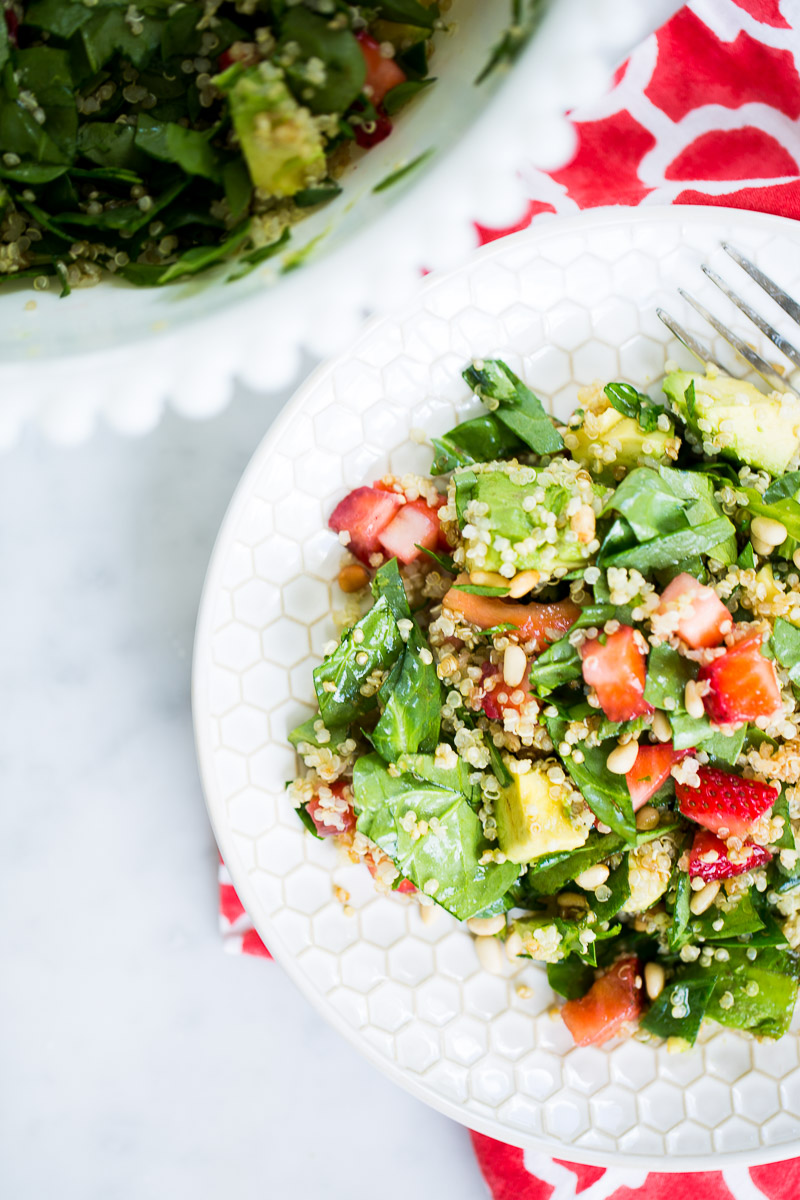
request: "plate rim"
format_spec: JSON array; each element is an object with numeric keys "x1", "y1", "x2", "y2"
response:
[{"x1": 193, "y1": 203, "x2": 800, "y2": 1172}]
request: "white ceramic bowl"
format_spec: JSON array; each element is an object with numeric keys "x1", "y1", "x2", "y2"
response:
[
  {"x1": 194, "y1": 206, "x2": 800, "y2": 1170},
  {"x1": 0, "y1": 0, "x2": 677, "y2": 445}
]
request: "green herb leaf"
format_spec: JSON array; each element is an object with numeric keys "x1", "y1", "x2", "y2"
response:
[
  {"x1": 313, "y1": 595, "x2": 404, "y2": 726},
  {"x1": 463, "y1": 359, "x2": 563, "y2": 455}
]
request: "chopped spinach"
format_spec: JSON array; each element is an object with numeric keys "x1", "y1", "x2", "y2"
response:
[{"x1": 463, "y1": 359, "x2": 564, "y2": 455}]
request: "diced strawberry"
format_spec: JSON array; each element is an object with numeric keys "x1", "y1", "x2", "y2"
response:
[
  {"x1": 479, "y1": 661, "x2": 529, "y2": 721},
  {"x1": 625, "y1": 741, "x2": 687, "y2": 811},
  {"x1": 306, "y1": 783, "x2": 355, "y2": 838},
  {"x1": 698, "y1": 631, "x2": 782, "y2": 726},
  {"x1": 656, "y1": 573, "x2": 732, "y2": 649},
  {"x1": 329, "y1": 486, "x2": 404, "y2": 564},
  {"x1": 561, "y1": 956, "x2": 644, "y2": 1047},
  {"x1": 687, "y1": 829, "x2": 772, "y2": 881},
  {"x1": 5, "y1": 9, "x2": 18, "y2": 43},
  {"x1": 218, "y1": 41, "x2": 259, "y2": 70},
  {"x1": 378, "y1": 499, "x2": 441, "y2": 564},
  {"x1": 354, "y1": 107, "x2": 393, "y2": 148},
  {"x1": 396, "y1": 878, "x2": 417, "y2": 894},
  {"x1": 356, "y1": 31, "x2": 407, "y2": 104},
  {"x1": 676, "y1": 766, "x2": 778, "y2": 840},
  {"x1": 443, "y1": 589, "x2": 580, "y2": 650},
  {"x1": 580, "y1": 626, "x2": 653, "y2": 724}
]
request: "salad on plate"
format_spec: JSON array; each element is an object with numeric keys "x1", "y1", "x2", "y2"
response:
[{"x1": 289, "y1": 355, "x2": 800, "y2": 1050}]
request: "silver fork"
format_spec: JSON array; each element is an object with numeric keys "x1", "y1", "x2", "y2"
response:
[{"x1": 657, "y1": 243, "x2": 800, "y2": 398}]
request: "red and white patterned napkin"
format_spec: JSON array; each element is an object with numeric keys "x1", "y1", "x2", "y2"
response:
[{"x1": 218, "y1": 1, "x2": 800, "y2": 1193}]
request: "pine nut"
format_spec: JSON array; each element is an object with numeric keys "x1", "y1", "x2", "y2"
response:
[
  {"x1": 556, "y1": 891, "x2": 589, "y2": 909},
  {"x1": 689, "y1": 880, "x2": 720, "y2": 915},
  {"x1": 338, "y1": 563, "x2": 369, "y2": 592},
  {"x1": 469, "y1": 570, "x2": 509, "y2": 590},
  {"x1": 644, "y1": 961, "x2": 665, "y2": 1000},
  {"x1": 606, "y1": 739, "x2": 639, "y2": 774},
  {"x1": 503, "y1": 643, "x2": 527, "y2": 688},
  {"x1": 793, "y1": 548, "x2": 800, "y2": 571},
  {"x1": 684, "y1": 679, "x2": 705, "y2": 720},
  {"x1": 636, "y1": 805, "x2": 659, "y2": 830},
  {"x1": 420, "y1": 902, "x2": 439, "y2": 925},
  {"x1": 467, "y1": 914, "x2": 506, "y2": 936},
  {"x1": 751, "y1": 515, "x2": 788, "y2": 547},
  {"x1": 570, "y1": 504, "x2": 596, "y2": 544},
  {"x1": 508, "y1": 569, "x2": 540, "y2": 598},
  {"x1": 751, "y1": 536, "x2": 773, "y2": 558},
  {"x1": 574, "y1": 863, "x2": 610, "y2": 890},
  {"x1": 505, "y1": 930, "x2": 524, "y2": 961},
  {"x1": 652, "y1": 710, "x2": 672, "y2": 742},
  {"x1": 475, "y1": 935, "x2": 505, "y2": 974}
]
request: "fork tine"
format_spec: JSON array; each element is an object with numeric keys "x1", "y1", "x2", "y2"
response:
[
  {"x1": 678, "y1": 288, "x2": 800, "y2": 397},
  {"x1": 702, "y1": 265, "x2": 800, "y2": 373},
  {"x1": 722, "y1": 242, "x2": 800, "y2": 327},
  {"x1": 656, "y1": 307, "x2": 733, "y2": 373}
]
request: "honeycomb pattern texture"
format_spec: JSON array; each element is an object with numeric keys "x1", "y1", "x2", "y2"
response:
[{"x1": 194, "y1": 208, "x2": 800, "y2": 1169}]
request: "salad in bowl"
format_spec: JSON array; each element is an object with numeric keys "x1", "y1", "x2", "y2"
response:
[{"x1": 289, "y1": 356, "x2": 800, "y2": 1052}]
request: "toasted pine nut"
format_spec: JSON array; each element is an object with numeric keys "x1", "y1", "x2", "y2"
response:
[
  {"x1": 570, "y1": 504, "x2": 596, "y2": 544},
  {"x1": 652, "y1": 710, "x2": 672, "y2": 742},
  {"x1": 793, "y1": 548, "x2": 800, "y2": 571},
  {"x1": 636, "y1": 805, "x2": 659, "y2": 831},
  {"x1": 475, "y1": 935, "x2": 505, "y2": 974},
  {"x1": 606, "y1": 739, "x2": 639, "y2": 774},
  {"x1": 684, "y1": 679, "x2": 705, "y2": 720},
  {"x1": 689, "y1": 880, "x2": 720, "y2": 915},
  {"x1": 504, "y1": 930, "x2": 524, "y2": 961},
  {"x1": 503, "y1": 643, "x2": 527, "y2": 688},
  {"x1": 508, "y1": 569, "x2": 540, "y2": 599},
  {"x1": 420, "y1": 902, "x2": 439, "y2": 925},
  {"x1": 469, "y1": 570, "x2": 509, "y2": 590},
  {"x1": 751, "y1": 536, "x2": 773, "y2": 558},
  {"x1": 644, "y1": 961, "x2": 665, "y2": 1000},
  {"x1": 751, "y1": 515, "x2": 788, "y2": 547},
  {"x1": 467, "y1": 914, "x2": 506, "y2": 936},
  {"x1": 574, "y1": 863, "x2": 610, "y2": 890},
  {"x1": 556, "y1": 891, "x2": 589, "y2": 909},
  {"x1": 338, "y1": 563, "x2": 369, "y2": 593}
]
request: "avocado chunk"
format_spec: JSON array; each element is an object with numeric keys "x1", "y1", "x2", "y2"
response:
[
  {"x1": 495, "y1": 759, "x2": 590, "y2": 864},
  {"x1": 567, "y1": 388, "x2": 680, "y2": 481},
  {"x1": 458, "y1": 460, "x2": 608, "y2": 581},
  {"x1": 217, "y1": 62, "x2": 325, "y2": 198},
  {"x1": 663, "y1": 369, "x2": 800, "y2": 476}
]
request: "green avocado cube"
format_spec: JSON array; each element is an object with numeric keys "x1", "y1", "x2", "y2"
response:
[
  {"x1": 216, "y1": 62, "x2": 325, "y2": 199},
  {"x1": 495, "y1": 760, "x2": 590, "y2": 864},
  {"x1": 459, "y1": 461, "x2": 608, "y2": 580},
  {"x1": 663, "y1": 370, "x2": 800, "y2": 476}
]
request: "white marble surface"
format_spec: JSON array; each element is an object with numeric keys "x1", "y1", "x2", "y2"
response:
[{"x1": 0, "y1": 379, "x2": 487, "y2": 1200}]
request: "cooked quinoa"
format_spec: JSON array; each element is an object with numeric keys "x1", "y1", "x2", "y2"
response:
[{"x1": 288, "y1": 358, "x2": 800, "y2": 1049}]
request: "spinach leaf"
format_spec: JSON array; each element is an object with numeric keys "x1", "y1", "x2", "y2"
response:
[
  {"x1": 371, "y1": 557, "x2": 410, "y2": 620},
  {"x1": 770, "y1": 791, "x2": 795, "y2": 851},
  {"x1": 771, "y1": 617, "x2": 800, "y2": 686},
  {"x1": 372, "y1": 0, "x2": 439, "y2": 28},
  {"x1": 372, "y1": 149, "x2": 434, "y2": 193},
  {"x1": 353, "y1": 753, "x2": 519, "y2": 920},
  {"x1": 371, "y1": 627, "x2": 441, "y2": 761},
  {"x1": 523, "y1": 832, "x2": 627, "y2": 895},
  {"x1": 764, "y1": 472, "x2": 800, "y2": 504},
  {"x1": 288, "y1": 715, "x2": 349, "y2": 752},
  {"x1": 599, "y1": 517, "x2": 736, "y2": 572},
  {"x1": 383, "y1": 77, "x2": 435, "y2": 114},
  {"x1": 604, "y1": 381, "x2": 661, "y2": 432},
  {"x1": 641, "y1": 975, "x2": 716, "y2": 1045},
  {"x1": 452, "y1": 583, "x2": 509, "y2": 597},
  {"x1": 703, "y1": 947, "x2": 800, "y2": 1038},
  {"x1": 668, "y1": 868, "x2": 692, "y2": 952},
  {"x1": 690, "y1": 890, "x2": 765, "y2": 941},
  {"x1": 134, "y1": 116, "x2": 220, "y2": 181},
  {"x1": 431, "y1": 414, "x2": 523, "y2": 474},
  {"x1": 463, "y1": 359, "x2": 563, "y2": 455},
  {"x1": 416, "y1": 545, "x2": 457, "y2": 574},
  {"x1": 601, "y1": 468, "x2": 686, "y2": 543},
  {"x1": 740, "y1": 487, "x2": 800, "y2": 543},
  {"x1": 643, "y1": 643, "x2": 693, "y2": 710},
  {"x1": 313, "y1": 595, "x2": 403, "y2": 726},
  {"x1": 282, "y1": 8, "x2": 365, "y2": 113},
  {"x1": 546, "y1": 717, "x2": 637, "y2": 841},
  {"x1": 586, "y1": 857, "x2": 631, "y2": 923},
  {"x1": 547, "y1": 957, "x2": 595, "y2": 1000}
]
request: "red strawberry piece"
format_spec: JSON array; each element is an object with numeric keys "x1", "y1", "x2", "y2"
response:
[
  {"x1": 561, "y1": 956, "x2": 644, "y2": 1047},
  {"x1": 656, "y1": 573, "x2": 732, "y2": 648},
  {"x1": 306, "y1": 783, "x2": 355, "y2": 837},
  {"x1": 676, "y1": 766, "x2": 778, "y2": 840},
  {"x1": 626, "y1": 741, "x2": 687, "y2": 811},
  {"x1": 329, "y1": 486, "x2": 403, "y2": 564},
  {"x1": 396, "y1": 878, "x2": 417, "y2": 894},
  {"x1": 443, "y1": 589, "x2": 580, "y2": 650},
  {"x1": 687, "y1": 829, "x2": 772, "y2": 881},
  {"x1": 217, "y1": 41, "x2": 259, "y2": 70},
  {"x1": 354, "y1": 106, "x2": 393, "y2": 149},
  {"x1": 698, "y1": 631, "x2": 782, "y2": 726},
  {"x1": 356, "y1": 31, "x2": 407, "y2": 105},
  {"x1": 580, "y1": 626, "x2": 653, "y2": 723},
  {"x1": 479, "y1": 661, "x2": 529, "y2": 721},
  {"x1": 378, "y1": 498, "x2": 442, "y2": 564}
]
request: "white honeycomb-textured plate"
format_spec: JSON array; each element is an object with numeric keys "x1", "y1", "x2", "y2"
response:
[{"x1": 193, "y1": 206, "x2": 800, "y2": 1170}]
